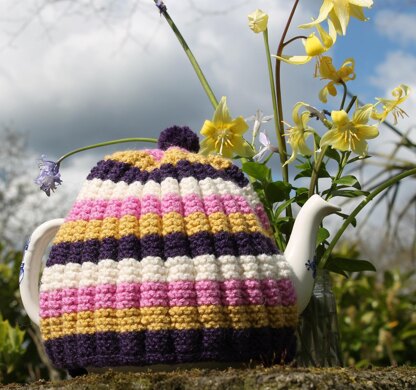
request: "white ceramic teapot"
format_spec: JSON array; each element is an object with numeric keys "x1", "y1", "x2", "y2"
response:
[{"x1": 19, "y1": 128, "x2": 340, "y2": 372}]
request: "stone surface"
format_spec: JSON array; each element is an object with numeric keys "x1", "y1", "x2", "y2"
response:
[{"x1": 2, "y1": 366, "x2": 416, "y2": 389}]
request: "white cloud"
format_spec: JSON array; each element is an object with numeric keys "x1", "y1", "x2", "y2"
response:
[
  {"x1": 369, "y1": 50, "x2": 416, "y2": 149},
  {"x1": 0, "y1": 0, "x2": 320, "y2": 160},
  {"x1": 375, "y1": 9, "x2": 416, "y2": 46}
]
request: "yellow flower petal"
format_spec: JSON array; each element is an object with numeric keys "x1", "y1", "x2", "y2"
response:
[
  {"x1": 373, "y1": 85, "x2": 411, "y2": 124},
  {"x1": 230, "y1": 117, "x2": 250, "y2": 135},
  {"x1": 300, "y1": 0, "x2": 373, "y2": 36},
  {"x1": 284, "y1": 103, "x2": 314, "y2": 165},
  {"x1": 199, "y1": 96, "x2": 249, "y2": 158},
  {"x1": 304, "y1": 33, "x2": 326, "y2": 56},
  {"x1": 332, "y1": 0, "x2": 351, "y2": 35},
  {"x1": 352, "y1": 104, "x2": 373, "y2": 124},
  {"x1": 355, "y1": 124, "x2": 379, "y2": 139},
  {"x1": 322, "y1": 105, "x2": 378, "y2": 156},
  {"x1": 273, "y1": 54, "x2": 313, "y2": 65},
  {"x1": 299, "y1": 0, "x2": 333, "y2": 29},
  {"x1": 248, "y1": 9, "x2": 269, "y2": 33},
  {"x1": 319, "y1": 85, "x2": 330, "y2": 103},
  {"x1": 318, "y1": 56, "x2": 338, "y2": 79},
  {"x1": 200, "y1": 120, "x2": 218, "y2": 137},
  {"x1": 316, "y1": 23, "x2": 334, "y2": 48},
  {"x1": 352, "y1": 139, "x2": 368, "y2": 156},
  {"x1": 213, "y1": 96, "x2": 232, "y2": 125},
  {"x1": 350, "y1": 0, "x2": 373, "y2": 7},
  {"x1": 331, "y1": 110, "x2": 349, "y2": 126},
  {"x1": 350, "y1": 4, "x2": 368, "y2": 21}
]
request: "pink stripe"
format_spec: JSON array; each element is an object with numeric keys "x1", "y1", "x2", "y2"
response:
[
  {"x1": 39, "y1": 278, "x2": 295, "y2": 318},
  {"x1": 145, "y1": 149, "x2": 164, "y2": 161},
  {"x1": 66, "y1": 194, "x2": 264, "y2": 221}
]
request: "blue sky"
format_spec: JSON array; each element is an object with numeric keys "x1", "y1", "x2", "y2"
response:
[{"x1": 333, "y1": 2, "x2": 416, "y2": 101}]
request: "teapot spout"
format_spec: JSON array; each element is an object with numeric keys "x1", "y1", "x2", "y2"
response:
[{"x1": 284, "y1": 195, "x2": 340, "y2": 314}]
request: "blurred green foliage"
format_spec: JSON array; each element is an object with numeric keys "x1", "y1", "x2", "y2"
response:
[
  {"x1": 0, "y1": 314, "x2": 26, "y2": 380},
  {"x1": 333, "y1": 269, "x2": 416, "y2": 367},
  {"x1": 0, "y1": 242, "x2": 59, "y2": 384}
]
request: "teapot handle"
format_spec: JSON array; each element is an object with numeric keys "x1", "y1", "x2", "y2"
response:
[{"x1": 20, "y1": 218, "x2": 64, "y2": 327}]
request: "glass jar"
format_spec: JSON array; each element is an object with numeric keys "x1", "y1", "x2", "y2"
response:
[{"x1": 296, "y1": 269, "x2": 343, "y2": 366}]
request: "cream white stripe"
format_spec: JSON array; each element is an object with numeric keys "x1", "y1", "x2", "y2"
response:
[
  {"x1": 76, "y1": 177, "x2": 262, "y2": 210},
  {"x1": 40, "y1": 254, "x2": 293, "y2": 292}
]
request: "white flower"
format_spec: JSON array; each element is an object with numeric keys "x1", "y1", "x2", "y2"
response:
[
  {"x1": 246, "y1": 110, "x2": 273, "y2": 140},
  {"x1": 253, "y1": 131, "x2": 279, "y2": 162}
]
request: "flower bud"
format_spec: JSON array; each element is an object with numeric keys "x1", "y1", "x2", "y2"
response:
[{"x1": 248, "y1": 9, "x2": 269, "y2": 33}]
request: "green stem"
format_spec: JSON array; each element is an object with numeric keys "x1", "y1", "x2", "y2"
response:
[
  {"x1": 308, "y1": 145, "x2": 328, "y2": 197},
  {"x1": 275, "y1": 3, "x2": 300, "y2": 175},
  {"x1": 274, "y1": 0, "x2": 301, "y2": 217},
  {"x1": 345, "y1": 96, "x2": 357, "y2": 113},
  {"x1": 324, "y1": 151, "x2": 350, "y2": 200},
  {"x1": 283, "y1": 35, "x2": 308, "y2": 48},
  {"x1": 339, "y1": 80, "x2": 347, "y2": 110},
  {"x1": 320, "y1": 167, "x2": 416, "y2": 268},
  {"x1": 57, "y1": 138, "x2": 157, "y2": 165},
  {"x1": 155, "y1": 2, "x2": 218, "y2": 109},
  {"x1": 263, "y1": 29, "x2": 286, "y2": 181}
]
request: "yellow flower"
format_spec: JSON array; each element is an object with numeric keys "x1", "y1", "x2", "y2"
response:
[
  {"x1": 283, "y1": 102, "x2": 314, "y2": 165},
  {"x1": 275, "y1": 22, "x2": 336, "y2": 65},
  {"x1": 372, "y1": 84, "x2": 411, "y2": 124},
  {"x1": 248, "y1": 9, "x2": 269, "y2": 33},
  {"x1": 299, "y1": 0, "x2": 373, "y2": 36},
  {"x1": 200, "y1": 96, "x2": 252, "y2": 158},
  {"x1": 316, "y1": 56, "x2": 356, "y2": 103},
  {"x1": 320, "y1": 104, "x2": 379, "y2": 156}
]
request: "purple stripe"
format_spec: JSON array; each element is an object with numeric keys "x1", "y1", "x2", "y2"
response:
[
  {"x1": 44, "y1": 327, "x2": 296, "y2": 369},
  {"x1": 86, "y1": 159, "x2": 249, "y2": 187},
  {"x1": 46, "y1": 231, "x2": 278, "y2": 266}
]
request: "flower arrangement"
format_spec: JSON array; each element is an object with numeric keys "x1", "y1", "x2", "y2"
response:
[{"x1": 33, "y1": 0, "x2": 415, "y2": 365}]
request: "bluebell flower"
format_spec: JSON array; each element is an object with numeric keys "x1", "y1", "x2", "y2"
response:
[
  {"x1": 155, "y1": 0, "x2": 167, "y2": 13},
  {"x1": 34, "y1": 155, "x2": 62, "y2": 196},
  {"x1": 305, "y1": 258, "x2": 317, "y2": 279}
]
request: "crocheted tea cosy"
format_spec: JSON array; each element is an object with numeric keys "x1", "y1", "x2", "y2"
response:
[{"x1": 39, "y1": 126, "x2": 298, "y2": 370}]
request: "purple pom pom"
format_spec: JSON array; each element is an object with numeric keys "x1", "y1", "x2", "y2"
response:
[{"x1": 158, "y1": 126, "x2": 200, "y2": 153}]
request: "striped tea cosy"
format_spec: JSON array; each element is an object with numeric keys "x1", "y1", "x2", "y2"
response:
[{"x1": 39, "y1": 126, "x2": 298, "y2": 370}]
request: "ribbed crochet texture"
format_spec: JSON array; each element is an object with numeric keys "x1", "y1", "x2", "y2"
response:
[{"x1": 39, "y1": 146, "x2": 298, "y2": 370}]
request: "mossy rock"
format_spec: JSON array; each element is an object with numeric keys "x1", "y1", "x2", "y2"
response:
[{"x1": 3, "y1": 366, "x2": 416, "y2": 389}]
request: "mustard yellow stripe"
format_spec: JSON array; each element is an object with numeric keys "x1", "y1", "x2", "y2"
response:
[
  {"x1": 105, "y1": 151, "x2": 159, "y2": 171},
  {"x1": 40, "y1": 305, "x2": 298, "y2": 341},
  {"x1": 54, "y1": 211, "x2": 269, "y2": 244},
  {"x1": 106, "y1": 149, "x2": 232, "y2": 172}
]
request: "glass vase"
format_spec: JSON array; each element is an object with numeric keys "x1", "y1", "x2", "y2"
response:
[{"x1": 296, "y1": 268, "x2": 343, "y2": 366}]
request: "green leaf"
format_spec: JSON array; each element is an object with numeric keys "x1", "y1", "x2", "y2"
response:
[
  {"x1": 336, "y1": 212, "x2": 357, "y2": 227},
  {"x1": 401, "y1": 330, "x2": 416, "y2": 340},
  {"x1": 274, "y1": 197, "x2": 297, "y2": 218},
  {"x1": 242, "y1": 162, "x2": 271, "y2": 182},
  {"x1": 295, "y1": 161, "x2": 311, "y2": 171},
  {"x1": 265, "y1": 181, "x2": 291, "y2": 203},
  {"x1": 274, "y1": 217, "x2": 294, "y2": 235},
  {"x1": 295, "y1": 187, "x2": 309, "y2": 206},
  {"x1": 347, "y1": 155, "x2": 371, "y2": 164},
  {"x1": 323, "y1": 260, "x2": 349, "y2": 278},
  {"x1": 331, "y1": 189, "x2": 369, "y2": 198},
  {"x1": 316, "y1": 227, "x2": 330, "y2": 247},
  {"x1": 294, "y1": 164, "x2": 331, "y2": 180},
  {"x1": 333, "y1": 175, "x2": 361, "y2": 189},
  {"x1": 325, "y1": 147, "x2": 341, "y2": 163},
  {"x1": 327, "y1": 257, "x2": 376, "y2": 273}
]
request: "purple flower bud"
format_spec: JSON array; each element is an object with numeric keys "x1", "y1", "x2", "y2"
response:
[
  {"x1": 34, "y1": 155, "x2": 62, "y2": 196},
  {"x1": 155, "y1": 0, "x2": 167, "y2": 13}
]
